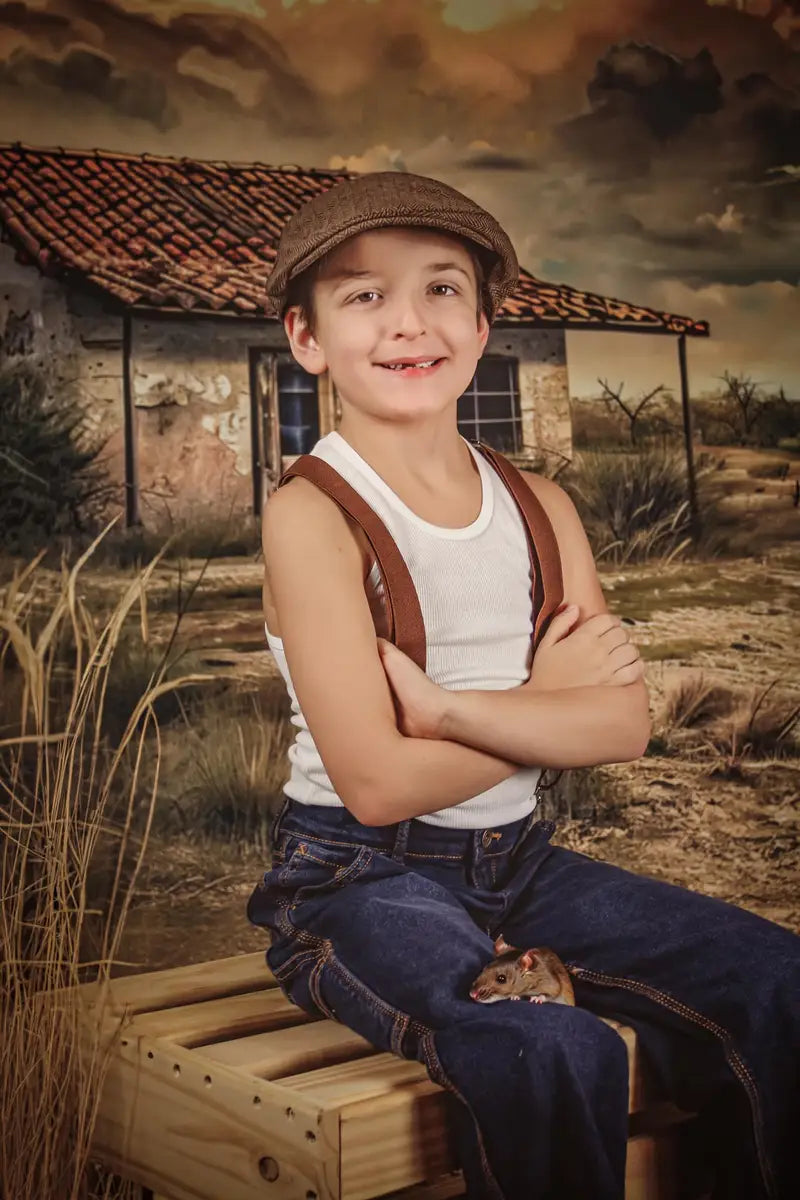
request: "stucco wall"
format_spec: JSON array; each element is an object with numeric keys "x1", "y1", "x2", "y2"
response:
[
  {"x1": 486, "y1": 325, "x2": 571, "y2": 470},
  {"x1": 130, "y1": 315, "x2": 283, "y2": 529}
]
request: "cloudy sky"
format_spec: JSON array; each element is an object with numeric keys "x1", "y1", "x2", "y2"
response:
[{"x1": 1, "y1": 0, "x2": 798, "y2": 397}]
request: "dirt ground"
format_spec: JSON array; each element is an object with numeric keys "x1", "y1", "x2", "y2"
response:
[{"x1": 109, "y1": 444, "x2": 800, "y2": 972}]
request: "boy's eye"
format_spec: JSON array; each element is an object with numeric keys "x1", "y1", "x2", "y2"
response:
[{"x1": 351, "y1": 284, "x2": 458, "y2": 304}]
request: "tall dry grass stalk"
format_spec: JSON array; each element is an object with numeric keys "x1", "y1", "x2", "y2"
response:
[{"x1": 0, "y1": 528, "x2": 212, "y2": 1199}]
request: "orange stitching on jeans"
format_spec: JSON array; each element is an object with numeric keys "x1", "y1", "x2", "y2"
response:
[
  {"x1": 569, "y1": 964, "x2": 775, "y2": 1199},
  {"x1": 421, "y1": 1030, "x2": 506, "y2": 1200}
]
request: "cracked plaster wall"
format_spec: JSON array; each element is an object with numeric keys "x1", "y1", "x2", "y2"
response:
[{"x1": 0, "y1": 240, "x2": 573, "y2": 532}]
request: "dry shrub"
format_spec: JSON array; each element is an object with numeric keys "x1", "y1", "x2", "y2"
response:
[
  {"x1": 166, "y1": 684, "x2": 293, "y2": 851},
  {"x1": 561, "y1": 445, "x2": 727, "y2": 565},
  {"x1": 0, "y1": 531, "x2": 212, "y2": 1199},
  {"x1": 663, "y1": 673, "x2": 737, "y2": 732},
  {"x1": 660, "y1": 672, "x2": 799, "y2": 765}
]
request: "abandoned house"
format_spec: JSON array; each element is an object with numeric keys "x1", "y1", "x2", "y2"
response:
[{"x1": 0, "y1": 143, "x2": 709, "y2": 530}]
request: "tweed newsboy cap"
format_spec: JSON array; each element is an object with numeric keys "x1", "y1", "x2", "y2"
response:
[{"x1": 264, "y1": 171, "x2": 519, "y2": 323}]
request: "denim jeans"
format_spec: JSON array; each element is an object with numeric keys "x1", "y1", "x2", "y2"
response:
[{"x1": 246, "y1": 798, "x2": 800, "y2": 1200}]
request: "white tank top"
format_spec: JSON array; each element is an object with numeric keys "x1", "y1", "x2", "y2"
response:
[{"x1": 265, "y1": 429, "x2": 543, "y2": 828}]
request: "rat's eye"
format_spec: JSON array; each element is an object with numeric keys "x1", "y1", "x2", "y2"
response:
[{"x1": 496, "y1": 973, "x2": 507, "y2": 984}]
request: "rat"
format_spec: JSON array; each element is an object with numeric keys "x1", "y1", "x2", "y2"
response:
[{"x1": 469, "y1": 934, "x2": 576, "y2": 1006}]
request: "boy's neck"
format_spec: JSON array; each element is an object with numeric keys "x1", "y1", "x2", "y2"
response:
[{"x1": 335, "y1": 419, "x2": 476, "y2": 490}]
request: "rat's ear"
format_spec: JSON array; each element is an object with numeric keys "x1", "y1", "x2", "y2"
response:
[
  {"x1": 493, "y1": 934, "x2": 514, "y2": 955},
  {"x1": 519, "y1": 950, "x2": 540, "y2": 971}
]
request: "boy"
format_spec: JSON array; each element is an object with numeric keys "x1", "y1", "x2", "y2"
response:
[{"x1": 248, "y1": 171, "x2": 799, "y2": 1199}]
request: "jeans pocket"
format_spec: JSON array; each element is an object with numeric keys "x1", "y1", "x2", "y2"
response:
[{"x1": 278, "y1": 834, "x2": 376, "y2": 904}]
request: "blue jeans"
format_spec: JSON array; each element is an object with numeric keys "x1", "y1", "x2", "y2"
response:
[{"x1": 246, "y1": 798, "x2": 800, "y2": 1200}]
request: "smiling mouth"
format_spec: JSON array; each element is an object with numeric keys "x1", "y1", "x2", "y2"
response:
[{"x1": 377, "y1": 358, "x2": 445, "y2": 372}]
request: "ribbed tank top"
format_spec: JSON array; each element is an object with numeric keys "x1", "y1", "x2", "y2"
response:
[{"x1": 265, "y1": 429, "x2": 543, "y2": 829}]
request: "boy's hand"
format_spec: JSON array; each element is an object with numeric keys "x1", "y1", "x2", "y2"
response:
[
  {"x1": 376, "y1": 638, "x2": 448, "y2": 739},
  {"x1": 524, "y1": 605, "x2": 644, "y2": 691}
]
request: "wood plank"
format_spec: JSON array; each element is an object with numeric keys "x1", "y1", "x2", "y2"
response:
[
  {"x1": 89, "y1": 1034, "x2": 341, "y2": 1200},
  {"x1": 340, "y1": 1095, "x2": 677, "y2": 1200},
  {"x1": 200, "y1": 1019, "x2": 377, "y2": 1077},
  {"x1": 275, "y1": 1019, "x2": 645, "y2": 1115},
  {"x1": 604, "y1": 1018, "x2": 645, "y2": 1112},
  {"x1": 78, "y1": 951, "x2": 273, "y2": 1016},
  {"x1": 280, "y1": 1053, "x2": 432, "y2": 1107},
  {"x1": 379, "y1": 1174, "x2": 464, "y2": 1200},
  {"x1": 128, "y1": 988, "x2": 315, "y2": 1046},
  {"x1": 340, "y1": 1082, "x2": 455, "y2": 1199},
  {"x1": 625, "y1": 1131, "x2": 678, "y2": 1200}
]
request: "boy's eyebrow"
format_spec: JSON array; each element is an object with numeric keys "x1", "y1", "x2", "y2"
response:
[{"x1": 325, "y1": 261, "x2": 472, "y2": 287}]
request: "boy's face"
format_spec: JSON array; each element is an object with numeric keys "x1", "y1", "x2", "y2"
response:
[{"x1": 283, "y1": 227, "x2": 490, "y2": 427}]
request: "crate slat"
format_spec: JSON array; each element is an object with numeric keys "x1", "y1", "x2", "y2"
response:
[
  {"x1": 280, "y1": 1052, "x2": 432, "y2": 1106},
  {"x1": 200, "y1": 1019, "x2": 377, "y2": 1077},
  {"x1": 271, "y1": 1020, "x2": 643, "y2": 1114},
  {"x1": 129, "y1": 987, "x2": 315, "y2": 1045},
  {"x1": 340, "y1": 1081, "x2": 456, "y2": 1199},
  {"x1": 340, "y1": 1081, "x2": 676, "y2": 1200},
  {"x1": 79, "y1": 951, "x2": 272, "y2": 1015}
]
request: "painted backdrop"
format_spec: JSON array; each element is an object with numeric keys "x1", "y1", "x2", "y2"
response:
[{"x1": 0, "y1": 0, "x2": 798, "y2": 399}]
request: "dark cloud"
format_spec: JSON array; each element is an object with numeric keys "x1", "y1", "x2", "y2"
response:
[
  {"x1": 0, "y1": 45, "x2": 177, "y2": 128},
  {"x1": 379, "y1": 32, "x2": 427, "y2": 73},
  {"x1": 730, "y1": 71, "x2": 800, "y2": 173},
  {"x1": 587, "y1": 43, "x2": 724, "y2": 138},
  {"x1": 456, "y1": 149, "x2": 535, "y2": 171},
  {"x1": 0, "y1": 0, "x2": 71, "y2": 41}
]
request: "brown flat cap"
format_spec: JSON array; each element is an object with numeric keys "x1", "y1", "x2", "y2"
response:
[{"x1": 264, "y1": 170, "x2": 519, "y2": 323}]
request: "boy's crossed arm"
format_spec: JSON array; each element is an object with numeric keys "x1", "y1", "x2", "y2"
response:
[{"x1": 366, "y1": 475, "x2": 651, "y2": 826}]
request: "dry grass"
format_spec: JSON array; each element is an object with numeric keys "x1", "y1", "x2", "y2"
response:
[
  {"x1": 164, "y1": 684, "x2": 293, "y2": 851},
  {"x1": 658, "y1": 672, "x2": 800, "y2": 773},
  {"x1": 0, "y1": 530, "x2": 213, "y2": 1199},
  {"x1": 561, "y1": 443, "x2": 728, "y2": 566}
]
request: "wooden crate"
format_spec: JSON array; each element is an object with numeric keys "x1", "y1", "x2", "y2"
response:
[{"x1": 76, "y1": 951, "x2": 684, "y2": 1200}]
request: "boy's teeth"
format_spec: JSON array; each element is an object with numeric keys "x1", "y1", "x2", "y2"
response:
[{"x1": 385, "y1": 359, "x2": 437, "y2": 370}]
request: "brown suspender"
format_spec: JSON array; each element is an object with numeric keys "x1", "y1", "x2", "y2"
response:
[{"x1": 277, "y1": 440, "x2": 563, "y2": 675}]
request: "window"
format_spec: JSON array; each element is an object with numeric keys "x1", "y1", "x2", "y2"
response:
[
  {"x1": 457, "y1": 356, "x2": 521, "y2": 453},
  {"x1": 277, "y1": 360, "x2": 319, "y2": 456}
]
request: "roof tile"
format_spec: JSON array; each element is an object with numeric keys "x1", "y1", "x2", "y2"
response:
[{"x1": 0, "y1": 143, "x2": 709, "y2": 335}]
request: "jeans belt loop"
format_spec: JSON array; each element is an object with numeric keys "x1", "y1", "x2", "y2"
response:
[
  {"x1": 269, "y1": 794, "x2": 290, "y2": 851},
  {"x1": 390, "y1": 818, "x2": 412, "y2": 863}
]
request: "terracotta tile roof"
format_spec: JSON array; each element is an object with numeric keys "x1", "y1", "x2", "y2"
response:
[{"x1": 0, "y1": 144, "x2": 709, "y2": 336}]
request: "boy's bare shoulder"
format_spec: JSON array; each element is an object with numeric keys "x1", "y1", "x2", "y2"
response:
[
  {"x1": 262, "y1": 475, "x2": 371, "y2": 580},
  {"x1": 515, "y1": 469, "x2": 576, "y2": 527}
]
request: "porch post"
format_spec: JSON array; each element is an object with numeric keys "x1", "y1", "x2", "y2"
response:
[
  {"x1": 122, "y1": 310, "x2": 140, "y2": 526},
  {"x1": 677, "y1": 332, "x2": 701, "y2": 544}
]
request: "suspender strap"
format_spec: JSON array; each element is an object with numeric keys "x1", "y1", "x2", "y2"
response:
[
  {"x1": 278, "y1": 456, "x2": 428, "y2": 670},
  {"x1": 277, "y1": 440, "x2": 564, "y2": 669},
  {"x1": 471, "y1": 441, "x2": 564, "y2": 647}
]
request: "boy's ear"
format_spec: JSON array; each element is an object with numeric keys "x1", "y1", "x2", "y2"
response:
[
  {"x1": 477, "y1": 310, "x2": 490, "y2": 352},
  {"x1": 284, "y1": 307, "x2": 328, "y2": 376}
]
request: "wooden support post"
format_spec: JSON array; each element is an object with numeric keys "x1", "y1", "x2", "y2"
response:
[
  {"x1": 677, "y1": 332, "x2": 701, "y2": 545},
  {"x1": 121, "y1": 310, "x2": 140, "y2": 526}
]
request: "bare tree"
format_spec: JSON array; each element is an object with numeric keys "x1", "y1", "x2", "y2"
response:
[
  {"x1": 717, "y1": 371, "x2": 769, "y2": 445},
  {"x1": 597, "y1": 378, "x2": 666, "y2": 445}
]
